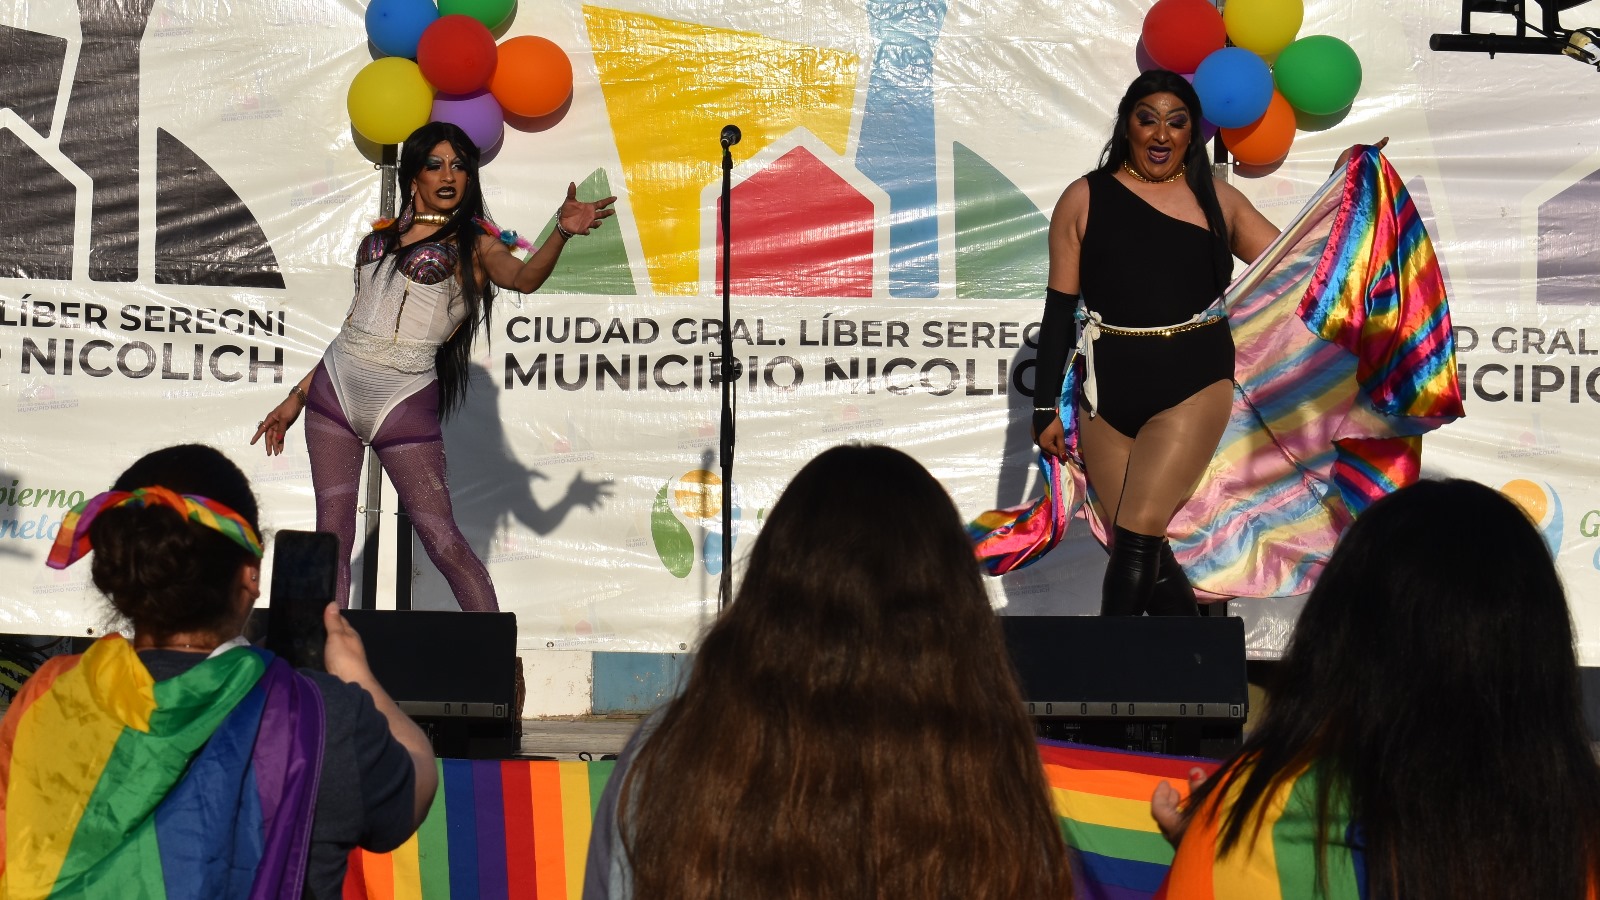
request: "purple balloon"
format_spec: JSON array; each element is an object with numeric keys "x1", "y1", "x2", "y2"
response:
[
  {"x1": 430, "y1": 89, "x2": 504, "y2": 155},
  {"x1": 1192, "y1": 47, "x2": 1272, "y2": 129},
  {"x1": 1135, "y1": 38, "x2": 1160, "y2": 73}
]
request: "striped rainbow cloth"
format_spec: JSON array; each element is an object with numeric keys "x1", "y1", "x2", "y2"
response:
[
  {"x1": 0, "y1": 637, "x2": 323, "y2": 899},
  {"x1": 346, "y1": 742, "x2": 1209, "y2": 899},
  {"x1": 1042, "y1": 740, "x2": 1219, "y2": 900},
  {"x1": 344, "y1": 758, "x2": 614, "y2": 900},
  {"x1": 966, "y1": 450, "x2": 1082, "y2": 575},
  {"x1": 972, "y1": 147, "x2": 1463, "y2": 597},
  {"x1": 1158, "y1": 763, "x2": 1368, "y2": 899}
]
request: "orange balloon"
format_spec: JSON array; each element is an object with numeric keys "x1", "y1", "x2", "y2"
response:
[
  {"x1": 1221, "y1": 90, "x2": 1295, "y2": 165},
  {"x1": 489, "y1": 36, "x2": 573, "y2": 118}
]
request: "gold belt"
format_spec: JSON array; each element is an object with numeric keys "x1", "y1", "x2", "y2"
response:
[{"x1": 1094, "y1": 316, "x2": 1224, "y2": 338}]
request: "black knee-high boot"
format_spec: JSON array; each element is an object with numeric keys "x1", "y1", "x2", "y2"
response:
[
  {"x1": 1102, "y1": 526, "x2": 1164, "y2": 616},
  {"x1": 1147, "y1": 541, "x2": 1200, "y2": 616}
]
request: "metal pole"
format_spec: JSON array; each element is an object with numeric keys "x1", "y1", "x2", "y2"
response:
[{"x1": 358, "y1": 143, "x2": 401, "y2": 610}]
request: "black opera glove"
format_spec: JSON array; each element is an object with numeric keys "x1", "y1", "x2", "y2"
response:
[{"x1": 1031, "y1": 288, "x2": 1079, "y2": 438}]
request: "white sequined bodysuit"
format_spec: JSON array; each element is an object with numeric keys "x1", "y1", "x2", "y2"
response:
[{"x1": 322, "y1": 249, "x2": 467, "y2": 442}]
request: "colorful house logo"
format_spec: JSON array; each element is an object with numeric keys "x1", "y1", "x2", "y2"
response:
[
  {"x1": 553, "y1": 3, "x2": 1047, "y2": 302},
  {"x1": 651, "y1": 469, "x2": 739, "y2": 578}
]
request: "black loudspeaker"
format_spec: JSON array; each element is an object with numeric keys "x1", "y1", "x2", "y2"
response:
[
  {"x1": 1001, "y1": 615, "x2": 1249, "y2": 759},
  {"x1": 341, "y1": 610, "x2": 519, "y2": 760}
]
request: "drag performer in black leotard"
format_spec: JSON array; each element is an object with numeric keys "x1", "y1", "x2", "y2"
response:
[
  {"x1": 1077, "y1": 168, "x2": 1235, "y2": 436},
  {"x1": 1032, "y1": 70, "x2": 1278, "y2": 616}
]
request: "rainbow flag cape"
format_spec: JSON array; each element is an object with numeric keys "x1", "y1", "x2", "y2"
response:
[
  {"x1": 343, "y1": 758, "x2": 614, "y2": 900},
  {"x1": 0, "y1": 636, "x2": 324, "y2": 899},
  {"x1": 971, "y1": 147, "x2": 1464, "y2": 597},
  {"x1": 1042, "y1": 741, "x2": 1219, "y2": 900},
  {"x1": 1158, "y1": 763, "x2": 1367, "y2": 900}
]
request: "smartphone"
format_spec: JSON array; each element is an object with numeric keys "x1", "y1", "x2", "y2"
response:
[{"x1": 264, "y1": 530, "x2": 341, "y2": 671}]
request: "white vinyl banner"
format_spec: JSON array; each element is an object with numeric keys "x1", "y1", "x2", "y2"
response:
[{"x1": 3, "y1": 0, "x2": 1600, "y2": 661}]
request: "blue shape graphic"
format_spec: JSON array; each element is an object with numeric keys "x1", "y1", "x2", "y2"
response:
[
  {"x1": 1543, "y1": 490, "x2": 1564, "y2": 555},
  {"x1": 856, "y1": 0, "x2": 948, "y2": 299}
]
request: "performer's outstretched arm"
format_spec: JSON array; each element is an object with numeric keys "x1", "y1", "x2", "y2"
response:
[{"x1": 477, "y1": 183, "x2": 617, "y2": 294}]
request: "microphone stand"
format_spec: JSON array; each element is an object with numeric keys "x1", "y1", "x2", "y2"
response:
[{"x1": 717, "y1": 124, "x2": 742, "y2": 611}]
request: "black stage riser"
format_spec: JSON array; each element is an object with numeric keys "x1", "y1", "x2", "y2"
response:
[
  {"x1": 342, "y1": 610, "x2": 519, "y2": 759},
  {"x1": 1001, "y1": 615, "x2": 1249, "y2": 759}
]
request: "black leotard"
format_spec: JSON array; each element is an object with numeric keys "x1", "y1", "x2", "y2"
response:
[{"x1": 1079, "y1": 170, "x2": 1234, "y2": 437}]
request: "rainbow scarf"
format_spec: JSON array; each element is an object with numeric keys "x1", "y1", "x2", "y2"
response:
[
  {"x1": 972, "y1": 147, "x2": 1464, "y2": 596},
  {"x1": 0, "y1": 637, "x2": 324, "y2": 899},
  {"x1": 344, "y1": 758, "x2": 613, "y2": 900},
  {"x1": 1158, "y1": 763, "x2": 1367, "y2": 900},
  {"x1": 46, "y1": 486, "x2": 263, "y2": 570},
  {"x1": 1042, "y1": 741, "x2": 1218, "y2": 900}
]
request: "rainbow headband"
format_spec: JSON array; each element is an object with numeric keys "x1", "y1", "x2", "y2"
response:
[{"x1": 46, "y1": 486, "x2": 263, "y2": 569}]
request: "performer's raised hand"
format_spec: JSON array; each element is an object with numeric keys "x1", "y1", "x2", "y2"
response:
[
  {"x1": 556, "y1": 182, "x2": 617, "y2": 237},
  {"x1": 1333, "y1": 136, "x2": 1389, "y2": 172}
]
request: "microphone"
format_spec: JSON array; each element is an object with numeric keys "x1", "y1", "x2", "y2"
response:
[{"x1": 720, "y1": 124, "x2": 742, "y2": 148}]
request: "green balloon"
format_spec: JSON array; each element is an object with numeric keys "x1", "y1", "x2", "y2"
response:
[
  {"x1": 438, "y1": 0, "x2": 515, "y2": 30},
  {"x1": 1274, "y1": 35, "x2": 1362, "y2": 116}
]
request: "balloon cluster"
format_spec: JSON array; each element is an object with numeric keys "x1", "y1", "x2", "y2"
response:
[
  {"x1": 1140, "y1": 0, "x2": 1361, "y2": 166},
  {"x1": 348, "y1": 0, "x2": 573, "y2": 151}
]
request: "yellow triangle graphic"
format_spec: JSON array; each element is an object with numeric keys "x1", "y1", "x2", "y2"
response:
[{"x1": 584, "y1": 6, "x2": 858, "y2": 295}]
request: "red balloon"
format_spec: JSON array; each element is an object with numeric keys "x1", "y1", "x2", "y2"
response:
[
  {"x1": 417, "y1": 15, "x2": 498, "y2": 95},
  {"x1": 1221, "y1": 90, "x2": 1295, "y2": 166},
  {"x1": 1142, "y1": 0, "x2": 1227, "y2": 74}
]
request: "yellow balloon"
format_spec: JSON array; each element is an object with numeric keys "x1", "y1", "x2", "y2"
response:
[
  {"x1": 1223, "y1": 0, "x2": 1303, "y2": 59},
  {"x1": 347, "y1": 57, "x2": 435, "y2": 145}
]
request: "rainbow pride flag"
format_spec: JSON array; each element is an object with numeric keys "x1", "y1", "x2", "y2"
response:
[
  {"x1": 1158, "y1": 764, "x2": 1368, "y2": 900},
  {"x1": 0, "y1": 637, "x2": 323, "y2": 899},
  {"x1": 344, "y1": 742, "x2": 1212, "y2": 899},
  {"x1": 1041, "y1": 741, "x2": 1219, "y2": 900},
  {"x1": 344, "y1": 758, "x2": 614, "y2": 900},
  {"x1": 972, "y1": 147, "x2": 1463, "y2": 598},
  {"x1": 966, "y1": 450, "x2": 1081, "y2": 575}
]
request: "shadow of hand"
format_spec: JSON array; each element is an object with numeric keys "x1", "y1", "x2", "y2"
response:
[{"x1": 565, "y1": 470, "x2": 614, "y2": 511}]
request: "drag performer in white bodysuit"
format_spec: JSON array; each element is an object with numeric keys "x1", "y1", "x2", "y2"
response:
[{"x1": 253, "y1": 122, "x2": 616, "y2": 611}]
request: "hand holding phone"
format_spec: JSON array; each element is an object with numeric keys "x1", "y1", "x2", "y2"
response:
[{"x1": 264, "y1": 530, "x2": 341, "y2": 670}]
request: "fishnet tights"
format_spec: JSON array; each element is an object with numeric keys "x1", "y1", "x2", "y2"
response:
[{"x1": 305, "y1": 366, "x2": 499, "y2": 611}]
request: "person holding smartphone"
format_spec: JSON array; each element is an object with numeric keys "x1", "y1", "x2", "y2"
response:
[{"x1": 0, "y1": 444, "x2": 437, "y2": 899}]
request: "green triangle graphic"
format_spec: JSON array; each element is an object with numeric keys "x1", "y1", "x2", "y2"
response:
[
  {"x1": 534, "y1": 169, "x2": 637, "y2": 296},
  {"x1": 952, "y1": 143, "x2": 1048, "y2": 301}
]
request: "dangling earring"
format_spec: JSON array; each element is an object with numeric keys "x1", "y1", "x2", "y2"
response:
[{"x1": 396, "y1": 203, "x2": 415, "y2": 230}]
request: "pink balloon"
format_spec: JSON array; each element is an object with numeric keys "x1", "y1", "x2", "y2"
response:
[{"x1": 430, "y1": 89, "x2": 503, "y2": 154}]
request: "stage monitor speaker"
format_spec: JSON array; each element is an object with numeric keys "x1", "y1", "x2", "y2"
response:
[
  {"x1": 342, "y1": 609, "x2": 519, "y2": 760},
  {"x1": 1001, "y1": 615, "x2": 1249, "y2": 759}
]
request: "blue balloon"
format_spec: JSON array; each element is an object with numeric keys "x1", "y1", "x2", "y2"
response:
[
  {"x1": 1191, "y1": 47, "x2": 1273, "y2": 129},
  {"x1": 365, "y1": 0, "x2": 439, "y2": 59}
]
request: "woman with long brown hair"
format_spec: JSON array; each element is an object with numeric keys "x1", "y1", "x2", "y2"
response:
[
  {"x1": 1157, "y1": 479, "x2": 1600, "y2": 898},
  {"x1": 582, "y1": 444, "x2": 1073, "y2": 900}
]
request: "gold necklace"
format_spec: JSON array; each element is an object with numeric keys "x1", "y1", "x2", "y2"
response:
[
  {"x1": 412, "y1": 213, "x2": 450, "y2": 226},
  {"x1": 1122, "y1": 160, "x2": 1186, "y2": 184}
]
